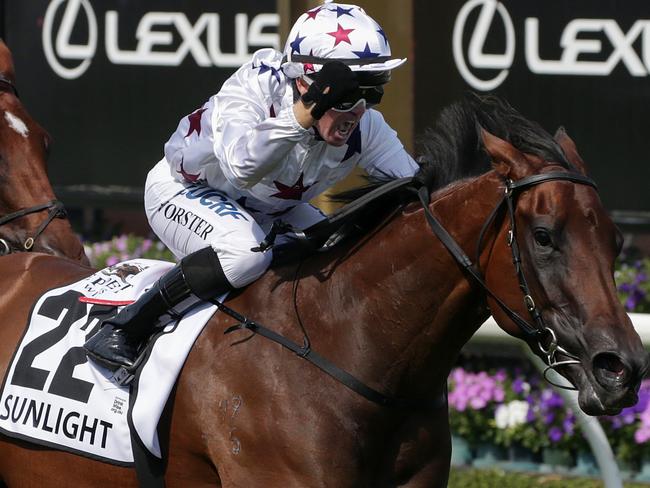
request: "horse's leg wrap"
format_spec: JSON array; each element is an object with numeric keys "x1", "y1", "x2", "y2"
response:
[{"x1": 84, "y1": 246, "x2": 232, "y2": 372}]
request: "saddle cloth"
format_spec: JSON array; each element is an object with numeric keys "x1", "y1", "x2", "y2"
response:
[{"x1": 0, "y1": 259, "x2": 220, "y2": 465}]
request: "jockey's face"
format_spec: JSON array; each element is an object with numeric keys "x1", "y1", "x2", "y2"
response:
[
  {"x1": 295, "y1": 77, "x2": 367, "y2": 147},
  {"x1": 315, "y1": 104, "x2": 366, "y2": 147}
]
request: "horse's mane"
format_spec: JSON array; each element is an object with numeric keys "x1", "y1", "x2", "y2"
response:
[{"x1": 328, "y1": 94, "x2": 573, "y2": 230}]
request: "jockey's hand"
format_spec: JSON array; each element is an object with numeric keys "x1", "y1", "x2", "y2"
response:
[{"x1": 301, "y1": 61, "x2": 358, "y2": 120}]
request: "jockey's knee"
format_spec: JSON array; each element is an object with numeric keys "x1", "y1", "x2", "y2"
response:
[{"x1": 212, "y1": 243, "x2": 272, "y2": 289}]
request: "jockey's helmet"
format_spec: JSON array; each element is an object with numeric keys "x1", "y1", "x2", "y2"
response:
[{"x1": 281, "y1": 2, "x2": 406, "y2": 87}]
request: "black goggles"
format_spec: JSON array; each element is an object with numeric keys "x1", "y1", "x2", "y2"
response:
[
  {"x1": 306, "y1": 69, "x2": 391, "y2": 111},
  {"x1": 332, "y1": 85, "x2": 384, "y2": 111}
]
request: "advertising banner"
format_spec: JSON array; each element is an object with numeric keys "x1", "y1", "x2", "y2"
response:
[
  {"x1": 415, "y1": 1, "x2": 650, "y2": 213},
  {"x1": 3, "y1": 0, "x2": 278, "y2": 204}
]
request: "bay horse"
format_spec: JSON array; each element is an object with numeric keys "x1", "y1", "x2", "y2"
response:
[
  {"x1": 0, "y1": 94, "x2": 646, "y2": 487},
  {"x1": 0, "y1": 40, "x2": 87, "y2": 263}
]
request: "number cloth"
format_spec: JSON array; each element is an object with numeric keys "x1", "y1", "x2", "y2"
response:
[{"x1": 0, "y1": 260, "x2": 220, "y2": 464}]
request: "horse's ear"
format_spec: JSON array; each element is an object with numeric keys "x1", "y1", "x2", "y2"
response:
[
  {"x1": 481, "y1": 128, "x2": 528, "y2": 179},
  {"x1": 554, "y1": 126, "x2": 588, "y2": 175}
]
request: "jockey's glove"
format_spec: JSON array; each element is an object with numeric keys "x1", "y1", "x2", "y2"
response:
[{"x1": 301, "y1": 61, "x2": 359, "y2": 120}]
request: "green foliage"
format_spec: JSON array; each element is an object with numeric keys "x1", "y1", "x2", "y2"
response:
[
  {"x1": 449, "y1": 468, "x2": 650, "y2": 487},
  {"x1": 616, "y1": 258, "x2": 650, "y2": 313}
]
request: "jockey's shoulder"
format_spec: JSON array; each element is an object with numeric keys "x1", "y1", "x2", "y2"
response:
[{"x1": 233, "y1": 48, "x2": 287, "y2": 98}]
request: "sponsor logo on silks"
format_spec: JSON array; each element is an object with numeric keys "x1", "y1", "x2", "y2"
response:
[
  {"x1": 180, "y1": 186, "x2": 249, "y2": 221},
  {"x1": 163, "y1": 204, "x2": 215, "y2": 240}
]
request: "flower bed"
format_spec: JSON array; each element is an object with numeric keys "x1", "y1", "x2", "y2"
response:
[
  {"x1": 449, "y1": 363, "x2": 650, "y2": 476},
  {"x1": 83, "y1": 234, "x2": 175, "y2": 268}
]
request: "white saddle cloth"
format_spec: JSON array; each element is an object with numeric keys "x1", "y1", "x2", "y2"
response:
[{"x1": 0, "y1": 259, "x2": 219, "y2": 464}]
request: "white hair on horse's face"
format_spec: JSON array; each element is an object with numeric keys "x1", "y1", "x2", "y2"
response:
[{"x1": 4, "y1": 111, "x2": 29, "y2": 138}]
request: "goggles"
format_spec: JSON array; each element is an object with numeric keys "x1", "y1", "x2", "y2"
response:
[
  {"x1": 302, "y1": 74, "x2": 386, "y2": 112},
  {"x1": 331, "y1": 85, "x2": 384, "y2": 112}
]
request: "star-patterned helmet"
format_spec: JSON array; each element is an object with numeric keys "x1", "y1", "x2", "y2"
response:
[{"x1": 281, "y1": 2, "x2": 406, "y2": 79}]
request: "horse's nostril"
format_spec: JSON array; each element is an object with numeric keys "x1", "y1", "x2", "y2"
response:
[{"x1": 593, "y1": 352, "x2": 629, "y2": 387}]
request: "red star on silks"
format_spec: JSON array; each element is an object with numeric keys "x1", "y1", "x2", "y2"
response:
[
  {"x1": 305, "y1": 7, "x2": 322, "y2": 20},
  {"x1": 303, "y1": 49, "x2": 315, "y2": 74},
  {"x1": 327, "y1": 23, "x2": 354, "y2": 46},
  {"x1": 270, "y1": 173, "x2": 314, "y2": 200},
  {"x1": 177, "y1": 158, "x2": 201, "y2": 183},
  {"x1": 184, "y1": 107, "x2": 207, "y2": 138}
]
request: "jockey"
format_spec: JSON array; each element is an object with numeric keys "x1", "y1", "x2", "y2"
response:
[{"x1": 84, "y1": 2, "x2": 419, "y2": 372}]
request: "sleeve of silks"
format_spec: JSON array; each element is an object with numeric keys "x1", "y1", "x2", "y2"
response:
[
  {"x1": 358, "y1": 109, "x2": 419, "y2": 179},
  {"x1": 164, "y1": 49, "x2": 312, "y2": 190}
]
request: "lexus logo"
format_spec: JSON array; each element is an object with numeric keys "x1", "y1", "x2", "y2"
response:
[
  {"x1": 40, "y1": 0, "x2": 280, "y2": 80},
  {"x1": 453, "y1": 0, "x2": 650, "y2": 90},
  {"x1": 453, "y1": 0, "x2": 514, "y2": 91},
  {"x1": 42, "y1": 0, "x2": 98, "y2": 80}
]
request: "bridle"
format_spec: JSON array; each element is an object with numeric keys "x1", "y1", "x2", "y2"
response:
[
  {"x1": 415, "y1": 170, "x2": 598, "y2": 390},
  {"x1": 0, "y1": 200, "x2": 68, "y2": 255},
  {"x1": 0, "y1": 74, "x2": 67, "y2": 255}
]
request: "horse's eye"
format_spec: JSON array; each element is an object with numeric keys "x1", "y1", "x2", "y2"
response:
[{"x1": 534, "y1": 229, "x2": 552, "y2": 247}]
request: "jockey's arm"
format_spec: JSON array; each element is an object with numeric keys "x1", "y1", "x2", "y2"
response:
[
  {"x1": 358, "y1": 109, "x2": 419, "y2": 179},
  {"x1": 164, "y1": 63, "x2": 313, "y2": 190}
]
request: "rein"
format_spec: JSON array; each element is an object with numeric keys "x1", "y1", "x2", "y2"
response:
[
  {"x1": 415, "y1": 170, "x2": 597, "y2": 390},
  {"x1": 220, "y1": 298, "x2": 447, "y2": 410},
  {"x1": 0, "y1": 200, "x2": 67, "y2": 254}
]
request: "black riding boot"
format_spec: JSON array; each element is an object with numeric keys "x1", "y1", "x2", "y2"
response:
[{"x1": 84, "y1": 246, "x2": 232, "y2": 371}]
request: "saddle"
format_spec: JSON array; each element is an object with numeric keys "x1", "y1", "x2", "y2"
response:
[{"x1": 269, "y1": 176, "x2": 414, "y2": 263}]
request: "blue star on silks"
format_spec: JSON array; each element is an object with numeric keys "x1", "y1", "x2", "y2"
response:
[
  {"x1": 341, "y1": 126, "x2": 361, "y2": 162},
  {"x1": 257, "y1": 63, "x2": 281, "y2": 83},
  {"x1": 289, "y1": 33, "x2": 306, "y2": 54},
  {"x1": 352, "y1": 42, "x2": 381, "y2": 59},
  {"x1": 235, "y1": 197, "x2": 260, "y2": 214},
  {"x1": 377, "y1": 28, "x2": 388, "y2": 45},
  {"x1": 335, "y1": 6, "x2": 354, "y2": 18}
]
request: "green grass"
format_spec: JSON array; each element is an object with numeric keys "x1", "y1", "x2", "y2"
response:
[{"x1": 449, "y1": 468, "x2": 650, "y2": 487}]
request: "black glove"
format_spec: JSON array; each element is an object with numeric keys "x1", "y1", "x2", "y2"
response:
[{"x1": 301, "y1": 61, "x2": 358, "y2": 119}]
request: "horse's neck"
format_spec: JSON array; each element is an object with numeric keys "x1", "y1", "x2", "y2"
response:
[{"x1": 326, "y1": 172, "x2": 502, "y2": 396}]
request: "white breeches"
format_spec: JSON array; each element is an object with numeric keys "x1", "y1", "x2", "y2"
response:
[{"x1": 144, "y1": 160, "x2": 325, "y2": 288}]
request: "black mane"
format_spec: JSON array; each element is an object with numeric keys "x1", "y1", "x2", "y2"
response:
[{"x1": 414, "y1": 94, "x2": 571, "y2": 193}]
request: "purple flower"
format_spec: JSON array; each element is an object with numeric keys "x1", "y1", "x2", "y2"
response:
[
  {"x1": 549, "y1": 426, "x2": 563, "y2": 443},
  {"x1": 563, "y1": 416, "x2": 575, "y2": 435}
]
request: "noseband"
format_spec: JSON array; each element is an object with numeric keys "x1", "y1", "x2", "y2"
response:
[
  {"x1": 416, "y1": 170, "x2": 598, "y2": 390},
  {"x1": 0, "y1": 200, "x2": 68, "y2": 255}
]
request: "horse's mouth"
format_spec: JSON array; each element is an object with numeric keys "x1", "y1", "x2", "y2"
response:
[{"x1": 566, "y1": 352, "x2": 642, "y2": 416}]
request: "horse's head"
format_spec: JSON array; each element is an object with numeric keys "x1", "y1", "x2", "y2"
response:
[
  {"x1": 481, "y1": 127, "x2": 649, "y2": 416},
  {"x1": 0, "y1": 40, "x2": 88, "y2": 264}
]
